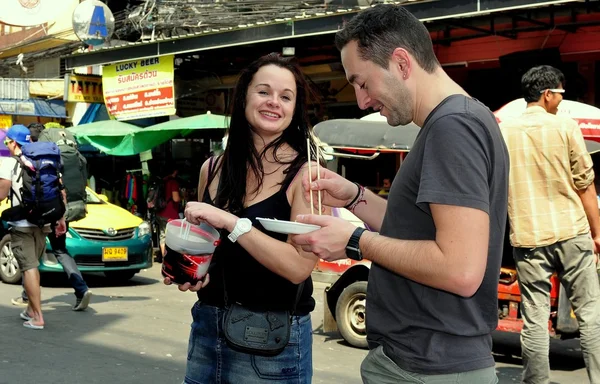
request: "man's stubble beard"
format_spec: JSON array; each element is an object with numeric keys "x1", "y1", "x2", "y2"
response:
[{"x1": 385, "y1": 76, "x2": 414, "y2": 127}]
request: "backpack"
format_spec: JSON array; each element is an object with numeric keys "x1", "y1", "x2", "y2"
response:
[
  {"x1": 1, "y1": 142, "x2": 66, "y2": 227},
  {"x1": 146, "y1": 176, "x2": 168, "y2": 212},
  {"x1": 37, "y1": 129, "x2": 88, "y2": 222},
  {"x1": 27, "y1": 122, "x2": 45, "y2": 142}
]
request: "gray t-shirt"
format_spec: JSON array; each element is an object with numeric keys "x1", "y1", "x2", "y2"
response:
[{"x1": 366, "y1": 95, "x2": 509, "y2": 374}]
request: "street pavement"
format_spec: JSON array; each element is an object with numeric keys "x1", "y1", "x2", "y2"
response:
[{"x1": 0, "y1": 264, "x2": 589, "y2": 384}]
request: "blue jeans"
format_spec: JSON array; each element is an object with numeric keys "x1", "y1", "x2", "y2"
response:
[{"x1": 184, "y1": 302, "x2": 313, "y2": 384}]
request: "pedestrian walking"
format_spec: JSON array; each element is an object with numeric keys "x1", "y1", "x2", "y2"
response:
[
  {"x1": 501, "y1": 65, "x2": 600, "y2": 384},
  {"x1": 291, "y1": 5, "x2": 509, "y2": 383},
  {"x1": 11, "y1": 123, "x2": 92, "y2": 311},
  {"x1": 0, "y1": 124, "x2": 68, "y2": 329}
]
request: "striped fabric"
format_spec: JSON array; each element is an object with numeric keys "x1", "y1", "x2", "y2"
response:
[{"x1": 500, "y1": 106, "x2": 594, "y2": 248}]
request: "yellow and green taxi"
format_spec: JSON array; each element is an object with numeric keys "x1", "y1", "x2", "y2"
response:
[{"x1": 0, "y1": 187, "x2": 153, "y2": 284}]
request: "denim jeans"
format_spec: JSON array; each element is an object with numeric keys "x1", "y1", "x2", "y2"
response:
[
  {"x1": 184, "y1": 301, "x2": 313, "y2": 384},
  {"x1": 361, "y1": 345, "x2": 497, "y2": 384},
  {"x1": 514, "y1": 234, "x2": 600, "y2": 384}
]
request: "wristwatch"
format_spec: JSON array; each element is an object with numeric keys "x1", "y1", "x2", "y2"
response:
[
  {"x1": 228, "y1": 218, "x2": 252, "y2": 243},
  {"x1": 346, "y1": 227, "x2": 366, "y2": 261}
]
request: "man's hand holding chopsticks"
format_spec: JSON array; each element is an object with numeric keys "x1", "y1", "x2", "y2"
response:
[{"x1": 303, "y1": 166, "x2": 358, "y2": 211}]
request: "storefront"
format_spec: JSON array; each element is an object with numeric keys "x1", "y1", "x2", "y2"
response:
[
  {"x1": 61, "y1": 1, "x2": 600, "y2": 122},
  {"x1": 59, "y1": 0, "x2": 600, "y2": 211}
]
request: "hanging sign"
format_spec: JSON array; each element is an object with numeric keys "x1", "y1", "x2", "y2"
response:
[
  {"x1": 102, "y1": 55, "x2": 176, "y2": 121},
  {"x1": 65, "y1": 74, "x2": 103, "y2": 103}
]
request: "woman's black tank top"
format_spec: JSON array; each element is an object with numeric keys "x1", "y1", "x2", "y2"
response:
[{"x1": 196, "y1": 160, "x2": 315, "y2": 315}]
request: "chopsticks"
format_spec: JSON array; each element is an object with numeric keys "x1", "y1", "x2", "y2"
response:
[{"x1": 307, "y1": 136, "x2": 322, "y2": 215}]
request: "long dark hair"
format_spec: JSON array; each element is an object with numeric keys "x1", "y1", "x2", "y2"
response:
[{"x1": 209, "y1": 53, "x2": 320, "y2": 215}]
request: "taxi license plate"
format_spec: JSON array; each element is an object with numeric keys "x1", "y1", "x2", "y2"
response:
[{"x1": 102, "y1": 247, "x2": 128, "y2": 262}]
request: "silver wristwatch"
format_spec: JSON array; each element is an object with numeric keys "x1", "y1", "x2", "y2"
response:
[{"x1": 228, "y1": 218, "x2": 252, "y2": 243}]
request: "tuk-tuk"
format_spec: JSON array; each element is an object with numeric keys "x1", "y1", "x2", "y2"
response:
[
  {"x1": 314, "y1": 115, "x2": 414, "y2": 348},
  {"x1": 314, "y1": 111, "x2": 600, "y2": 349}
]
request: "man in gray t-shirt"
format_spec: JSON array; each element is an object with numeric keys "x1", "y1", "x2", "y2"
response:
[{"x1": 292, "y1": 5, "x2": 509, "y2": 383}]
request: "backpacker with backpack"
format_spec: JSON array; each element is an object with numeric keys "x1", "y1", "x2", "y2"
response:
[
  {"x1": 1, "y1": 142, "x2": 66, "y2": 227},
  {"x1": 146, "y1": 176, "x2": 168, "y2": 212},
  {"x1": 37, "y1": 128, "x2": 88, "y2": 222}
]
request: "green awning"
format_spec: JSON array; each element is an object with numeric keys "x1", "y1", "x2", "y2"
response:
[
  {"x1": 68, "y1": 120, "x2": 143, "y2": 156},
  {"x1": 144, "y1": 113, "x2": 230, "y2": 133},
  {"x1": 68, "y1": 113, "x2": 229, "y2": 156}
]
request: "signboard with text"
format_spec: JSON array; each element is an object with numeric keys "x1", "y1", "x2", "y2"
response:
[
  {"x1": 102, "y1": 55, "x2": 175, "y2": 121},
  {"x1": 65, "y1": 74, "x2": 104, "y2": 103}
]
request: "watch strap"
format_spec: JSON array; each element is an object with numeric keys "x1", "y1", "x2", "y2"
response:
[
  {"x1": 228, "y1": 218, "x2": 251, "y2": 243},
  {"x1": 347, "y1": 227, "x2": 366, "y2": 252}
]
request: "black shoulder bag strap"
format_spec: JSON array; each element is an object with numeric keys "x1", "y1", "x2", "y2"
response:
[{"x1": 221, "y1": 265, "x2": 305, "y2": 314}]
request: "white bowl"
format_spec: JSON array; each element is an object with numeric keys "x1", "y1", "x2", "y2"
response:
[{"x1": 257, "y1": 218, "x2": 321, "y2": 235}]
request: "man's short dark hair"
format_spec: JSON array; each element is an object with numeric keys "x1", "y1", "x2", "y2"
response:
[
  {"x1": 335, "y1": 4, "x2": 440, "y2": 73},
  {"x1": 521, "y1": 65, "x2": 566, "y2": 103}
]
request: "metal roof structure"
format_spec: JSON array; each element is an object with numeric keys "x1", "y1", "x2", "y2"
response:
[{"x1": 65, "y1": 0, "x2": 600, "y2": 69}]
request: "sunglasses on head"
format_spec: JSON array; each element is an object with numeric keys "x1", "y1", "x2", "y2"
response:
[
  {"x1": 540, "y1": 89, "x2": 565, "y2": 94},
  {"x1": 3, "y1": 138, "x2": 12, "y2": 146}
]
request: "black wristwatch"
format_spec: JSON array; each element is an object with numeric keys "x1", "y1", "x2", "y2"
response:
[{"x1": 346, "y1": 227, "x2": 366, "y2": 261}]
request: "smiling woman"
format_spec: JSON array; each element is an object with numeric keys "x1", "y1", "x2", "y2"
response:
[{"x1": 167, "y1": 53, "x2": 324, "y2": 384}]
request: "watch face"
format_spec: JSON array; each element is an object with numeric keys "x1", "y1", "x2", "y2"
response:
[
  {"x1": 239, "y1": 219, "x2": 252, "y2": 231},
  {"x1": 346, "y1": 248, "x2": 362, "y2": 261}
]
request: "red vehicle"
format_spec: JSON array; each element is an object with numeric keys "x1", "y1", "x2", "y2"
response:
[{"x1": 314, "y1": 108, "x2": 600, "y2": 348}]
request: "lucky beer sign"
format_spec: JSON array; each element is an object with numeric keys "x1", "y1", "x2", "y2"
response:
[{"x1": 102, "y1": 55, "x2": 175, "y2": 121}]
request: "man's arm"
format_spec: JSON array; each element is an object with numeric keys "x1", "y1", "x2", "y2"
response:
[
  {"x1": 347, "y1": 188, "x2": 387, "y2": 232},
  {"x1": 172, "y1": 190, "x2": 181, "y2": 203},
  {"x1": 0, "y1": 179, "x2": 10, "y2": 200},
  {"x1": 0, "y1": 158, "x2": 15, "y2": 200},
  {"x1": 359, "y1": 114, "x2": 495, "y2": 297},
  {"x1": 569, "y1": 122, "x2": 600, "y2": 241},
  {"x1": 294, "y1": 114, "x2": 498, "y2": 296},
  {"x1": 360, "y1": 204, "x2": 489, "y2": 297},
  {"x1": 577, "y1": 184, "x2": 600, "y2": 239}
]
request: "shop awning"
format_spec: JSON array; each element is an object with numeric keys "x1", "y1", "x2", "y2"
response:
[
  {"x1": 69, "y1": 113, "x2": 229, "y2": 156},
  {"x1": 78, "y1": 103, "x2": 112, "y2": 125},
  {"x1": 68, "y1": 120, "x2": 143, "y2": 156},
  {"x1": 142, "y1": 113, "x2": 229, "y2": 133},
  {"x1": 132, "y1": 113, "x2": 229, "y2": 153},
  {"x1": 0, "y1": 98, "x2": 66, "y2": 118}
]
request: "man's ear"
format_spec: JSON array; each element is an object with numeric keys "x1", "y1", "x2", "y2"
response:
[
  {"x1": 542, "y1": 89, "x2": 552, "y2": 103},
  {"x1": 391, "y1": 48, "x2": 411, "y2": 79}
]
